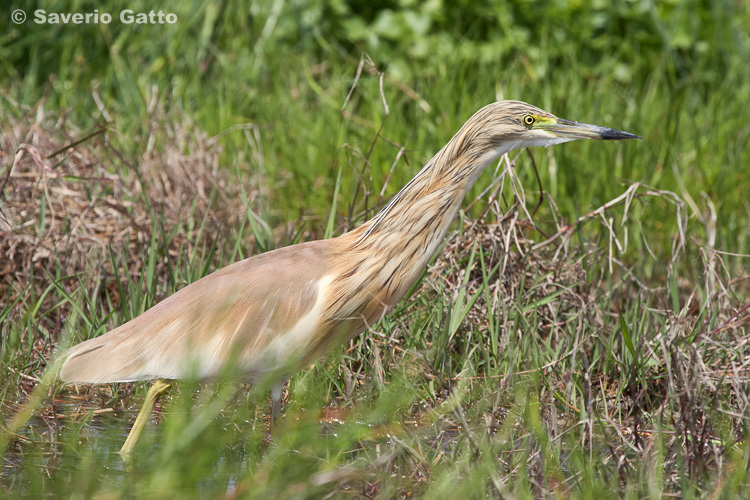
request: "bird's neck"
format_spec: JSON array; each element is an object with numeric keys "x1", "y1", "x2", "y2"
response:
[{"x1": 339, "y1": 135, "x2": 507, "y2": 305}]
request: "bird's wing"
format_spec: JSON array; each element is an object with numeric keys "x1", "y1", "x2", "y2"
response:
[{"x1": 59, "y1": 240, "x2": 335, "y2": 383}]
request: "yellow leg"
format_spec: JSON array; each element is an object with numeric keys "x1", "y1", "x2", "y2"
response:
[{"x1": 119, "y1": 379, "x2": 171, "y2": 461}]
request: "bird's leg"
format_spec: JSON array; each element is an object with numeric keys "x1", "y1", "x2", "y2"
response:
[
  {"x1": 119, "y1": 379, "x2": 171, "y2": 461},
  {"x1": 270, "y1": 380, "x2": 285, "y2": 421}
]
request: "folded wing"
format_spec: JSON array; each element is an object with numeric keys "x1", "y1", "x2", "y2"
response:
[{"x1": 60, "y1": 240, "x2": 334, "y2": 383}]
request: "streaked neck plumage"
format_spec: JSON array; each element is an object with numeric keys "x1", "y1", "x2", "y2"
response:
[{"x1": 337, "y1": 117, "x2": 513, "y2": 308}]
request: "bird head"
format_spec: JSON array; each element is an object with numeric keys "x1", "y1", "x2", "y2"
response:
[{"x1": 469, "y1": 100, "x2": 641, "y2": 168}]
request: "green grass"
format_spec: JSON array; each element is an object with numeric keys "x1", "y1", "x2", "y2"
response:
[{"x1": 2, "y1": 0, "x2": 750, "y2": 498}]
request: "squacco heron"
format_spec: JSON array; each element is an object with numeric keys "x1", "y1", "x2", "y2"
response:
[{"x1": 59, "y1": 101, "x2": 639, "y2": 458}]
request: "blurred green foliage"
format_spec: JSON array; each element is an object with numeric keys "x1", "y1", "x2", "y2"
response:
[
  {"x1": 4, "y1": 0, "x2": 747, "y2": 90},
  {"x1": 297, "y1": 0, "x2": 747, "y2": 83}
]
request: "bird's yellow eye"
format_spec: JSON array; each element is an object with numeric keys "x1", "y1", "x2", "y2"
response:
[{"x1": 523, "y1": 114, "x2": 536, "y2": 126}]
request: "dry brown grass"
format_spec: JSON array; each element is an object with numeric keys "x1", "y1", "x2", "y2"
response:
[{"x1": 0, "y1": 101, "x2": 259, "y2": 317}]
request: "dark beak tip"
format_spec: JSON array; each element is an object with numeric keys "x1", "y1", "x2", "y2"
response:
[{"x1": 599, "y1": 129, "x2": 642, "y2": 141}]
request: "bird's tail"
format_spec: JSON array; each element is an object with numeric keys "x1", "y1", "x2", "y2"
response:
[{"x1": 59, "y1": 329, "x2": 156, "y2": 383}]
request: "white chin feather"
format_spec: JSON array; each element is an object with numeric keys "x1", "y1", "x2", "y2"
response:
[
  {"x1": 526, "y1": 136, "x2": 577, "y2": 148},
  {"x1": 477, "y1": 136, "x2": 576, "y2": 169}
]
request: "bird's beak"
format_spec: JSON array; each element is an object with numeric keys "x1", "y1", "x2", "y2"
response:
[{"x1": 542, "y1": 118, "x2": 641, "y2": 141}]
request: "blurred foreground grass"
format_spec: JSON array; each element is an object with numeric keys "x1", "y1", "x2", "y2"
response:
[{"x1": 1, "y1": 1, "x2": 750, "y2": 498}]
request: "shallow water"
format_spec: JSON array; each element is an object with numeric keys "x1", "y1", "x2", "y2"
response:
[
  {"x1": 2, "y1": 394, "x2": 463, "y2": 495},
  {"x1": 3, "y1": 396, "x2": 134, "y2": 487}
]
